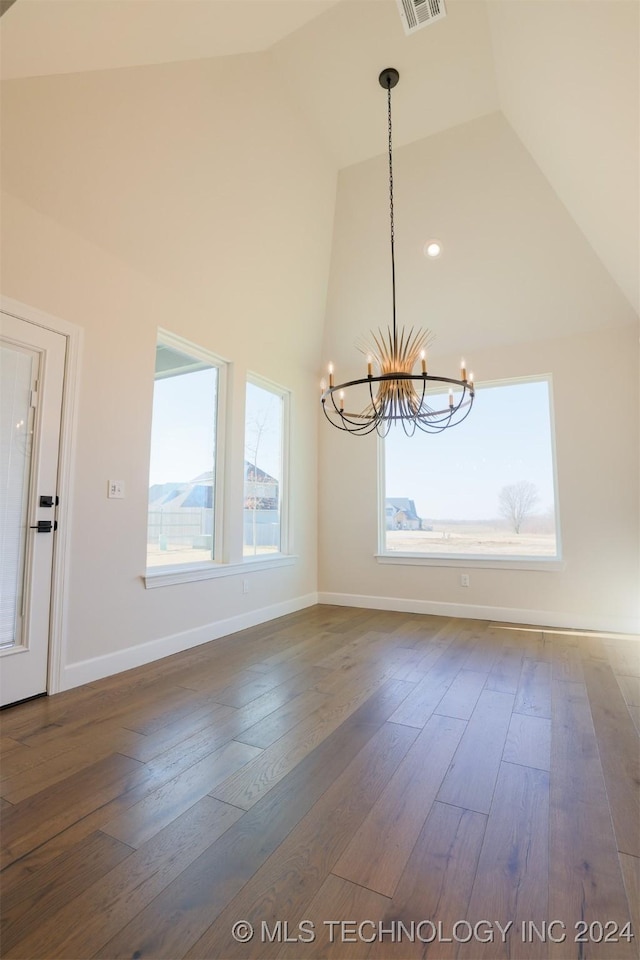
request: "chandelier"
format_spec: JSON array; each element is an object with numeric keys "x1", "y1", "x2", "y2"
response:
[{"x1": 321, "y1": 68, "x2": 475, "y2": 437}]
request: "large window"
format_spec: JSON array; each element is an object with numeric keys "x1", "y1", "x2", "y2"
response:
[
  {"x1": 147, "y1": 333, "x2": 225, "y2": 569},
  {"x1": 243, "y1": 377, "x2": 288, "y2": 557},
  {"x1": 382, "y1": 377, "x2": 560, "y2": 561}
]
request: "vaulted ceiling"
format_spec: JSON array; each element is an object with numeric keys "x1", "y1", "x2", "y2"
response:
[{"x1": 1, "y1": 0, "x2": 637, "y2": 313}]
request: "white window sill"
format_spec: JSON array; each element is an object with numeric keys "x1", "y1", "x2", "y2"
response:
[
  {"x1": 376, "y1": 553, "x2": 565, "y2": 572},
  {"x1": 144, "y1": 554, "x2": 297, "y2": 589}
]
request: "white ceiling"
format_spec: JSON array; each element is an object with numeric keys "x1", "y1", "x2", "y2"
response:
[
  {"x1": 1, "y1": 0, "x2": 637, "y2": 313},
  {"x1": 0, "y1": 0, "x2": 341, "y2": 77},
  {"x1": 271, "y1": 0, "x2": 499, "y2": 168}
]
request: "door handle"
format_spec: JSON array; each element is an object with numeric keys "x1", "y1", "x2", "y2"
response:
[{"x1": 30, "y1": 520, "x2": 57, "y2": 533}]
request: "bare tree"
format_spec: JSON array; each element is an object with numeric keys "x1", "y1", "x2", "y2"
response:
[
  {"x1": 244, "y1": 401, "x2": 275, "y2": 555},
  {"x1": 498, "y1": 481, "x2": 539, "y2": 534}
]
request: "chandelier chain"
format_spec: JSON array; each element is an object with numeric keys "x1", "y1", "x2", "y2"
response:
[{"x1": 387, "y1": 82, "x2": 397, "y2": 342}]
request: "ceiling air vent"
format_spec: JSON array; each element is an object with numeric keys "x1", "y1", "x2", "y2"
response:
[{"x1": 396, "y1": 0, "x2": 446, "y2": 35}]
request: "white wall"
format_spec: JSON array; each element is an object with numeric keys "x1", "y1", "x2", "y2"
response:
[
  {"x1": 1, "y1": 53, "x2": 336, "y2": 684},
  {"x1": 319, "y1": 113, "x2": 639, "y2": 633},
  {"x1": 487, "y1": 0, "x2": 639, "y2": 315}
]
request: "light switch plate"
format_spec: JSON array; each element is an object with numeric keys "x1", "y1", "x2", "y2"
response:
[{"x1": 108, "y1": 480, "x2": 124, "y2": 499}]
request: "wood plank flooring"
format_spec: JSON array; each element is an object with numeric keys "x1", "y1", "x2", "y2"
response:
[{"x1": 1, "y1": 606, "x2": 639, "y2": 959}]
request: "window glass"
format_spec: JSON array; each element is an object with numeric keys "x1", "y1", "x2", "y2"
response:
[
  {"x1": 383, "y1": 378, "x2": 559, "y2": 559},
  {"x1": 244, "y1": 380, "x2": 285, "y2": 556},
  {"x1": 147, "y1": 338, "x2": 220, "y2": 568}
]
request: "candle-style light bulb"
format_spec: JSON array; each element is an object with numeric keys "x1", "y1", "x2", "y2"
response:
[
  {"x1": 420, "y1": 349, "x2": 427, "y2": 375},
  {"x1": 328, "y1": 362, "x2": 334, "y2": 388},
  {"x1": 339, "y1": 390, "x2": 345, "y2": 412},
  {"x1": 320, "y1": 378, "x2": 327, "y2": 395},
  {"x1": 468, "y1": 371, "x2": 474, "y2": 389},
  {"x1": 367, "y1": 355, "x2": 373, "y2": 377},
  {"x1": 448, "y1": 388, "x2": 454, "y2": 409},
  {"x1": 460, "y1": 358, "x2": 467, "y2": 381}
]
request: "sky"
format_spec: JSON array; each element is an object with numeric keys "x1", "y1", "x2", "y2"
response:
[
  {"x1": 149, "y1": 369, "x2": 556, "y2": 521},
  {"x1": 148, "y1": 367, "x2": 217, "y2": 485},
  {"x1": 148, "y1": 370, "x2": 282, "y2": 486},
  {"x1": 385, "y1": 379, "x2": 557, "y2": 520}
]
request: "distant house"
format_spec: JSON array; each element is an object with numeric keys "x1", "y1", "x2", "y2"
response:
[
  {"x1": 244, "y1": 462, "x2": 278, "y2": 510},
  {"x1": 148, "y1": 464, "x2": 280, "y2": 550},
  {"x1": 385, "y1": 498, "x2": 422, "y2": 531},
  {"x1": 148, "y1": 463, "x2": 279, "y2": 512},
  {"x1": 148, "y1": 473, "x2": 213, "y2": 511}
]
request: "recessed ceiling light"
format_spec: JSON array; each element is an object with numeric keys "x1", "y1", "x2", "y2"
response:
[{"x1": 424, "y1": 240, "x2": 442, "y2": 258}]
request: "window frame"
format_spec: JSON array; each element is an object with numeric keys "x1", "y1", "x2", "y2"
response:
[
  {"x1": 243, "y1": 372, "x2": 291, "y2": 561},
  {"x1": 145, "y1": 328, "x2": 228, "y2": 577},
  {"x1": 144, "y1": 342, "x2": 296, "y2": 589},
  {"x1": 377, "y1": 374, "x2": 564, "y2": 571}
]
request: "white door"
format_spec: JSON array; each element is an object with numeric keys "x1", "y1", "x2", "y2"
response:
[{"x1": 0, "y1": 313, "x2": 66, "y2": 707}]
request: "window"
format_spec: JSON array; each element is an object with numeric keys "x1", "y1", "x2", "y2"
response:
[
  {"x1": 381, "y1": 376, "x2": 560, "y2": 562},
  {"x1": 243, "y1": 377, "x2": 288, "y2": 557},
  {"x1": 146, "y1": 332, "x2": 225, "y2": 569}
]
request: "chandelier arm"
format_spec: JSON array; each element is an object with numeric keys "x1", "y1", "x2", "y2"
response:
[
  {"x1": 378, "y1": 417, "x2": 393, "y2": 438},
  {"x1": 415, "y1": 420, "x2": 447, "y2": 434},
  {"x1": 402, "y1": 381, "x2": 417, "y2": 418},
  {"x1": 347, "y1": 415, "x2": 381, "y2": 436},
  {"x1": 416, "y1": 374, "x2": 428, "y2": 412},
  {"x1": 321, "y1": 374, "x2": 474, "y2": 435},
  {"x1": 322, "y1": 402, "x2": 375, "y2": 434},
  {"x1": 449, "y1": 396, "x2": 475, "y2": 428},
  {"x1": 327, "y1": 390, "x2": 385, "y2": 429},
  {"x1": 325, "y1": 392, "x2": 366, "y2": 429},
  {"x1": 417, "y1": 396, "x2": 473, "y2": 427},
  {"x1": 367, "y1": 377, "x2": 383, "y2": 419},
  {"x1": 333, "y1": 406, "x2": 373, "y2": 428},
  {"x1": 323, "y1": 399, "x2": 473, "y2": 437},
  {"x1": 418, "y1": 398, "x2": 467, "y2": 422}
]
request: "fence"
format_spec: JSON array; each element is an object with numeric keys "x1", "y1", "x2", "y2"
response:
[
  {"x1": 147, "y1": 508, "x2": 212, "y2": 548},
  {"x1": 148, "y1": 508, "x2": 279, "y2": 550}
]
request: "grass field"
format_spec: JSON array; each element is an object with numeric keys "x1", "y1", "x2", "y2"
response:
[{"x1": 386, "y1": 522, "x2": 557, "y2": 556}]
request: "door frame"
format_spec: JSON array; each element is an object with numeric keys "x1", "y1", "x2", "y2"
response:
[{"x1": 1, "y1": 296, "x2": 82, "y2": 696}]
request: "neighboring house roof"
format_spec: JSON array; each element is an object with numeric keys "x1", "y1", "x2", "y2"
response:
[
  {"x1": 149, "y1": 462, "x2": 278, "y2": 510},
  {"x1": 244, "y1": 461, "x2": 277, "y2": 484},
  {"x1": 181, "y1": 486, "x2": 212, "y2": 509},
  {"x1": 148, "y1": 483, "x2": 210, "y2": 510},
  {"x1": 385, "y1": 498, "x2": 421, "y2": 521},
  {"x1": 148, "y1": 481, "x2": 186, "y2": 503},
  {"x1": 191, "y1": 471, "x2": 213, "y2": 484}
]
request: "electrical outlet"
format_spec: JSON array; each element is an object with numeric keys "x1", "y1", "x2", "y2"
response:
[
  {"x1": 243, "y1": 579, "x2": 250, "y2": 594},
  {"x1": 460, "y1": 574, "x2": 470, "y2": 587},
  {"x1": 108, "y1": 480, "x2": 124, "y2": 499}
]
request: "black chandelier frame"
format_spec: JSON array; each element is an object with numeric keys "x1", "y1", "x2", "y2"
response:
[{"x1": 322, "y1": 372, "x2": 475, "y2": 437}]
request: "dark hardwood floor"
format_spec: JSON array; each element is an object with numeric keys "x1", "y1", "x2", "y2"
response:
[{"x1": 1, "y1": 605, "x2": 639, "y2": 959}]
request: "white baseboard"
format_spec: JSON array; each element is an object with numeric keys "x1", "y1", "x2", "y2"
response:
[
  {"x1": 61, "y1": 592, "x2": 318, "y2": 691},
  {"x1": 59, "y1": 588, "x2": 637, "y2": 691},
  {"x1": 317, "y1": 592, "x2": 640, "y2": 636}
]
